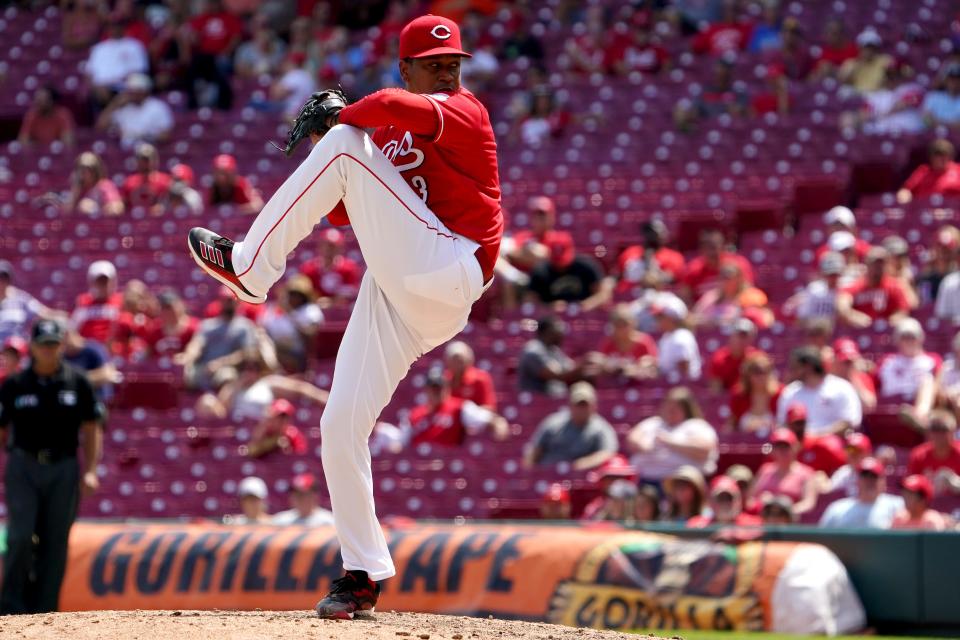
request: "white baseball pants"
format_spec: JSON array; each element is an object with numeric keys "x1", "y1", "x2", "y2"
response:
[{"x1": 232, "y1": 125, "x2": 487, "y2": 580}]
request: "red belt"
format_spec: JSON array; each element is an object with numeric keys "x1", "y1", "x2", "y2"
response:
[{"x1": 474, "y1": 247, "x2": 494, "y2": 284}]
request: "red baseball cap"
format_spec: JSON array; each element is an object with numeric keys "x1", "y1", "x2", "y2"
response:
[
  {"x1": 213, "y1": 154, "x2": 237, "y2": 172},
  {"x1": 833, "y1": 338, "x2": 861, "y2": 362},
  {"x1": 710, "y1": 475, "x2": 741, "y2": 499},
  {"x1": 2, "y1": 335, "x2": 27, "y2": 357},
  {"x1": 543, "y1": 482, "x2": 570, "y2": 504},
  {"x1": 269, "y1": 398, "x2": 295, "y2": 417},
  {"x1": 399, "y1": 15, "x2": 472, "y2": 60},
  {"x1": 785, "y1": 402, "x2": 807, "y2": 424},
  {"x1": 857, "y1": 457, "x2": 886, "y2": 476},
  {"x1": 770, "y1": 428, "x2": 798, "y2": 447},
  {"x1": 901, "y1": 474, "x2": 933, "y2": 501},
  {"x1": 292, "y1": 472, "x2": 317, "y2": 493},
  {"x1": 845, "y1": 432, "x2": 873, "y2": 454},
  {"x1": 546, "y1": 231, "x2": 575, "y2": 269},
  {"x1": 171, "y1": 163, "x2": 195, "y2": 185},
  {"x1": 587, "y1": 454, "x2": 638, "y2": 484}
]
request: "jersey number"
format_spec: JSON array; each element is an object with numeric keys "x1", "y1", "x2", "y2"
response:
[{"x1": 411, "y1": 176, "x2": 428, "y2": 202}]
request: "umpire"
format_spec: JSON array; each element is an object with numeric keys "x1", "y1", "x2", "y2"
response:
[{"x1": 0, "y1": 319, "x2": 104, "y2": 614}]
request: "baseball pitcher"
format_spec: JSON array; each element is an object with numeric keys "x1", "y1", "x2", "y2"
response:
[{"x1": 187, "y1": 14, "x2": 502, "y2": 619}]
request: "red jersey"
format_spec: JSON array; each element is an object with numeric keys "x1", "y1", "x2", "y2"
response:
[
  {"x1": 683, "y1": 252, "x2": 755, "y2": 298},
  {"x1": 122, "y1": 171, "x2": 172, "y2": 208},
  {"x1": 281, "y1": 424, "x2": 308, "y2": 454},
  {"x1": 138, "y1": 316, "x2": 199, "y2": 356},
  {"x1": 615, "y1": 245, "x2": 686, "y2": 291},
  {"x1": 408, "y1": 396, "x2": 469, "y2": 447},
  {"x1": 336, "y1": 88, "x2": 503, "y2": 280},
  {"x1": 729, "y1": 383, "x2": 782, "y2": 424},
  {"x1": 447, "y1": 365, "x2": 497, "y2": 410},
  {"x1": 843, "y1": 275, "x2": 909, "y2": 320},
  {"x1": 815, "y1": 43, "x2": 858, "y2": 69},
  {"x1": 687, "y1": 512, "x2": 762, "y2": 528},
  {"x1": 598, "y1": 334, "x2": 658, "y2": 360},
  {"x1": 798, "y1": 434, "x2": 847, "y2": 474},
  {"x1": 19, "y1": 106, "x2": 74, "y2": 145},
  {"x1": 907, "y1": 442, "x2": 960, "y2": 477},
  {"x1": 71, "y1": 292, "x2": 135, "y2": 352},
  {"x1": 190, "y1": 12, "x2": 244, "y2": 55},
  {"x1": 693, "y1": 22, "x2": 754, "y2": 56},
  {"x1": 902, "y1": 162, "x2": 960, "y2": 198},
  {"x1": 709, "y1": 346, "x2": 762, "y2": 391},
  {"x1": 300, "y1": 255, "x2": 362, "y2": 298}
]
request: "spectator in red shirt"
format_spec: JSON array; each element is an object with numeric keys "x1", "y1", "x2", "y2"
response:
[
  {"x1": 564, "y1": 13, "x2": 622, "y2": 74},
  {"x1": 298, "y1": 228, "x2": 362, "y2": 306},
  {"x1": 838, "y1": 247, "x2": 910, "y2": 325},
  {"x1": 0, "y1": 336, "x2": 27, "y2": 384},
  {"x1": 402, "y1": 370, "x2": 509, "y2": 447},
  {"x1": 167, "y1": 163, "x2": 204, "y2": 214},
  {"x1": 907, "y1": 410, "x2": 960, "y2": 495},
  {"x1": 810, "y1": 17, "x2": 858, "y2": 81},
  {"x1": 831, "y1": 338, "x2": 878, "y2": 412},
  {"x1": 708, "y1": 318, "x2": 762, "y2": 392},
  {"x1": 681, "y1": 228, "x2": 755, "y2": 303},
  {"x1": 688, "y1": 475, "x2": 762, "y2": 528},
  {"x1": 540, "y1": 483, "x2": 572, "y2": 520},
  {"x1": 612, "y1": 23, "x2": 669, "y2": 76},
  {"x1": 121, "y1": 143, "x2": 172, "y2": 213},
  {"x1": 898, "y1": 139, "x2": 960, "y2": 203},
  {"x1": 505, "y1": 196, "x2": 558, "y2": 273},
  {"x1": 246, "y1": 398, "x2": 309, "y2": 458},
  {"x1": 138, "y1": 289, "x2": 199, "y2": 358},
  {"x1": 593, "y1": 304, "x2": 658, "y2": 383},
  {"x1": 444, "y1": 341, "x2": 497, "y2": 411},
  {"x1": 748, "y1": 428, "x2": 820, "y2": 516},
  {"x1": 728, "y1": 352, "x2": 782, "y2": 433},
  {"x1": 891, "y1": 475, "x2": 951, "y2": 530},
  {"x1": 749, "y1": 63, "x2": 791, "y2": 116},
  {"x1": 17, "y1": 86, "x2": 75, "y2": 147},
  {"x1": 63, "y1": 151, "x2": 124, "y2": 217},
  {"x1": 209, "y1": 154, "x2": 264, "y2": 214},
  {"x1": 783, "y1": 402, "x2": 847, "y2": 475},
  {"x1": 183, "y1": 0, "x2": 240, "y2": 110},
  {"x1": 692, "y1": 0, "x2": 754, "y2": 57},
  {"x1": 70, "y1": 260, "x2": 136, "y2": 357},
  {"x1": 613, "y1": 219, "x2": 686, "y2": 294}
]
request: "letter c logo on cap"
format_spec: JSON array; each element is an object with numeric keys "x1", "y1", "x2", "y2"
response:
[{"x1": 430, "y1": 25, "x2": 452, "y2": 40}]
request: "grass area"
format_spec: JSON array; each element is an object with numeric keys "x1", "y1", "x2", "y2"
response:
[{"x1": 631, "y1": 631, "x2": 943, "y2": 640}]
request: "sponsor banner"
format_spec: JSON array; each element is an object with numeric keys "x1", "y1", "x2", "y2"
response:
[{"x1": 60, "y1": 523, "x2": 838, "y2": 632}]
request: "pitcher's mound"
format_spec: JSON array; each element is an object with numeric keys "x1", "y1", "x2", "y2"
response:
[{"x1": 0, "y1": 610, "x2": 664, "y2": 640}]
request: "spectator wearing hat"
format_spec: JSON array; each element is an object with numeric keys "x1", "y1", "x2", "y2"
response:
[
  {"x1": 524, "y1": 382, "x2": 617, "y2": 471},
  {"x1": 922, "y1": 225, "x2": 959, "y2": 306},
  {"x1": 612, "y1": 220, "x2": 686, "y2": 295},
  {"x1": 443, "y1": 341, "x2": 497, "y2": 411},
  {"x1": 728, "y1": 351, "x2": 783, "y2": 433},
  {"x1": 777, "y1": 346, "x2": 862, "y2": 437},
  {"x1": 84, "y1": 13, "x2": 149, "y2": 106},
  {"x1": 208, "y1": 154, "x2": 264, "y2": 214},
  {"x1": 831, "y1": 338, "x2": 877, "y2": 412},
  {"x1": 627, "y1": 387, "x2": 718, "y2": 484},
  {"x1": 837, "y1": 247, "x2": 911, "y2": 326},
  {"x1": 726, "y1": 464, "x2": 755, "y2": 497},
  {"x1": 907, "y1": 410, "x2": 960, "y2": 495},
  {"x1": 164, "y1": 163, "x2": 203, "y2": 214},
  {"x1": 299, "y1": 228, "x2": 362, "y2": 306},
  {"x1": 784, "y1": 402, "x2": 847, "y2": 476},
  {"x1": 121, "y1": 143, "x2": 172, "y2": 212},
  {"x1": 663, "y1": 465, "x2": 707, "y2": 523},
  {"x1": 877, "y1": 318, "x2": 940, "y2": 426},
  {"x1": 580, "y1": 456, "x2": 656, "y2": 523},
  {"x1": 707, "y1": 318, "x2": 763, "y2": 393},
  {"x1": 0, "y1": 336, "x2": 27, "y2": 384},
  {"x1": 517, "y1": 316, "x2": 594, "y2": 396},
  {"x1": 527, "y1": 232, "x2": 607, "y2": 308},
  {"x1": 62, "y1": 151, "x2": 124, "y2": 217},
  {"x1": 760, "y1": 494, "x2": 796, "y2": 524},
  {"x1": 680, "y1": 229, "x2": 755, "y2": 303},
  {"x1": 748, "y1": 428, "x2": 820, "y2": 517},
  {"x1": 839, "y1": 28, "x2": 893, "y2": 94},
  {"x1": 652, "y1": 297, "x2": 702, "y2": 381},
  {"x1": 71, "y1": 260, "x2": 136, "y2": 358},
  {"x1": 271, "y1": 473, "x2": 335, "y2": 526},
  {"x1": 820, "y1": 457, "x2": 904, "y2": 528},
  {"x1": 689, "y1": 475, "x2": 762, "y2": 527},
  {"x1": 692, "y1": 262, "x2": 774, "y2": 330},
  {"x1": 96, "y1": 73, "x2": 174, "y2": 148},
  {"x1": 17, "y1": 86, "x2": 76, "y2": 148},
  {"x1": 182, "y1": 0, "x2": 240, "y2": 110},
  {"x1": 891, "y1": 475, "x2": 950, "y2": 530},
  {"x1": 922, "y1": 64, "x2": 960, "y2": 128},
  {"x1": 247, "y1": 398, "x2": 309, "y2": 458},
  {"x1": 541, "y1": 483, "x2": 572, "y2": 520},
  {"x1": 259, "y1": 275, "x2": 323, "y2": 372},
  {"x1": 0, "y1": 261, "x2": 54, "y2": 344},
  {"x1": 815, "y1": 207, "x2": 872, "y2": 262},
  {"x1": 883, "y1": 235, "x2": 919, "y2": 309},
  {"x1": 784, "y1": 252, "x2": 849, "y2": 326},
  {"x1": 591, "y1": 304, "x2": 658, "y2": 383},
  {"x1": 137, "y1": 289, "x2": 199, "y2": 358},
  {"x1": 402, "y1": 370, "x2": 508, "y2": 447},
  {"x1": 225, "y1": 476, "x2": 271, "y2": 524},
  {"x1": 897, "y1": 139, "x2": 960, "y2": 204},
  {"x1": 829, "y1": 433, "x2": 873, "y2": 496}
]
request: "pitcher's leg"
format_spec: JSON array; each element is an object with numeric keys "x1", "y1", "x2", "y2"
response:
[{"x1": 320, "y1": 273, "x2": 423, "y2": 581}]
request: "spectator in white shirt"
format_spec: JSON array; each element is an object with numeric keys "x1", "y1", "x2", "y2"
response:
[
  {"x1": 653, "y1": 295, "x2": 701, "y2": 380},
  {"x1": 96, "y1": 74, "x2": 174, "y2": 149},
  {"x1": 936, "y1": 331, "x2": 960, "y2": 417},
  {"x1": 224, "y1": 476, "x2": 271, "y2": 525},
  {"x1": 0, "y1": 260, "x2": 53, "y2": 343},
  {"x1": 877, "y1": 318, "x2": 939, "y2": 427},
  {"x1": 271, "y1": 473, "x2": 335, "y2": 526},
  {"x1": 777, "y1": 346, "x2": 862, "y2": 436},
  {"x1": 85, "y1": 15, "x2": 149, "y2": 106},
  {"x1": 820, "y1": 457, "x2": 904, "y2": 528},
  {"x1": 270, "y1": 53, "x2": 317, "y2": 120},
  {"x1": 784, "y1": 252, "x2": 845, "y2": 326},
  {"x1": 626, "y1": 386, "x2": 719, "y2": 483},
  {"x1": 935, "y1": 267, "x2": 960, "y2": 322}
]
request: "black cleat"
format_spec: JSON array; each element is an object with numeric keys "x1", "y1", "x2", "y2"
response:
[
  {"x1": 315, "y1": 570, "x2": 381, "y2": 620},
  {"x1": 187, "y1": 227, "x2": 266, "y2": 304}
]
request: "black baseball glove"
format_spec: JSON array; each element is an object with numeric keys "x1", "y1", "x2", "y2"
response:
[{"x1": 280, "y1": 89, "x2": 348, "y2": 157}]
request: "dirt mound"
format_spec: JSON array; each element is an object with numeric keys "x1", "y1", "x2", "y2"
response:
[{"x1": 0, "y1": 610, "x2": 664, "y2": 640}]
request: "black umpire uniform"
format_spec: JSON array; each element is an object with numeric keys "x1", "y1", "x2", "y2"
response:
[{"x1": 0, "y1": 320, "x2": 104, "y2": 614}]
